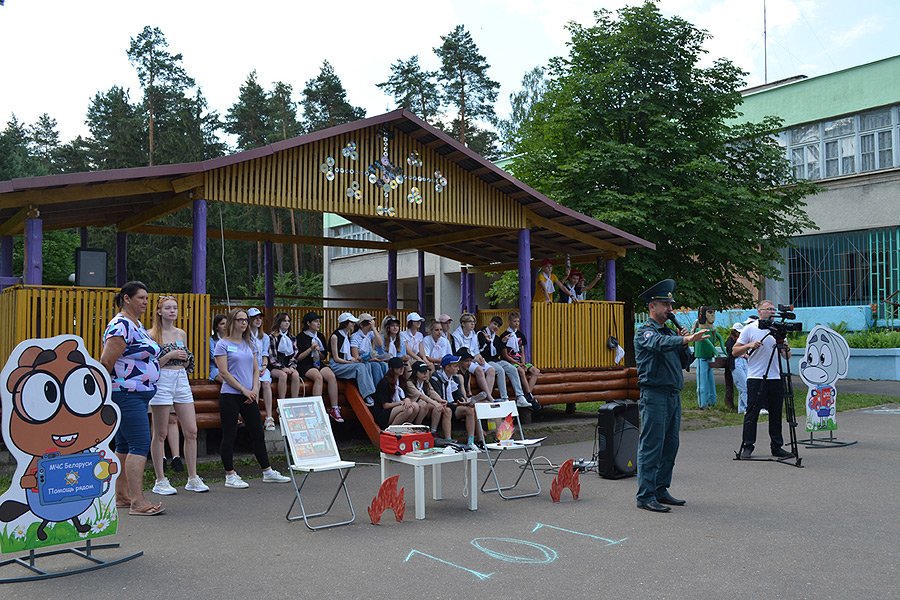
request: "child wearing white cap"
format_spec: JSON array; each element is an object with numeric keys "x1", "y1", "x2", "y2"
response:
[
  {"x1": 328, "y1": 312, "x2": 377, "y2": 406},
  {"x1": 401, "y1": 312, "x2": 428, "y2": 366}
]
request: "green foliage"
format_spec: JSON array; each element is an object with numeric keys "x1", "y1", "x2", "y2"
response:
[
  {"x1": 512, "y1": 2, "x2": 818, "y2": 312},
  {"x1": 485, "y1": 270, "x2": 520, "y2": 306},
  {"x1": 377, "y1": 55, "x2": 441, "y2": 123},
  {"x1": 85, "y1": 86, "x2": 147, "y2": 169},
  {"x1": 301, "y1": 61, "x2": 366, "y2": 133},
  {"x1": 0, "y1": 114, "x2": 43, "y2": 179}
]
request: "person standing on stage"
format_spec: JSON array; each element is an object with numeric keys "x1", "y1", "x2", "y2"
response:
[
  {"x1": 732, "y1": 300, "x2": 795, "y2": 459},
  {"x1": 634, "y1": 280, "x2": 708, "y2": 513}
]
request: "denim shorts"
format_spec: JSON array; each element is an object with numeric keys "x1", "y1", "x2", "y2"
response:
[{"x1": 112, "y1": 389, "x2": 155, "y2": 456}]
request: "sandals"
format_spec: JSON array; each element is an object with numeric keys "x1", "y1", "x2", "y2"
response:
[
  {"x1": 129, "y1": 503, "x2": 166, "y2": 516},
  {"x1": 264, "y1": 417, "x2": 276, "y2": 431}
]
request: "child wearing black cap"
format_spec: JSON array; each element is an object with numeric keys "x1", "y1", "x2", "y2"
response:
[
  {"x1": 405, "y1": 361, "x2": 453, "y2": 443},
  {"x1": 430, "y1": 354, "x2": 481, "y2": 451},
  {"x1": 371, "y1": 357, "x2": 419, "y2": 429}
]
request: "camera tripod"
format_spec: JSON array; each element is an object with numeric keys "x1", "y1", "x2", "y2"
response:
[{"x1": 733, "y1": 332, "x2": 803, "y2": 468}]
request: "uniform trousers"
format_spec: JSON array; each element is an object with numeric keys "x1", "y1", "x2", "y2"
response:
[{"x1": 636, "y1": 388, "x2": 681, "y2": 505}]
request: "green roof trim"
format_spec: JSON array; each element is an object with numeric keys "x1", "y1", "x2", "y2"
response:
[{"x1": 731, "y1": 55, "x2": 900, "y2": 129}]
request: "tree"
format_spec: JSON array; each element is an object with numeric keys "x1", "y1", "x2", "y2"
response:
[
  {"x1": 29, "y1": 113, "x2": 60, "y2": 174},
  {"x1": 300, "y1": 61, "x2": 366, "y2": 133},
  {"x1": 498, "y1": 66, "x2": 547, "y2": 154},
  {"x1": 510, "y1": 3, "x2": 817, "y2": 336},
  {"x1": 0, "y1": 115, "x2": 39, "y2": 180},
  {"x1": 85, "y1": 86, "x2": 146, "y2": 170},
  {"x1": 225, "y1": 71, "x2": 272, "y2": 149},
  {"x1": 433, "y1": 25, "x2": 499, "y2": 146},
  {"x1": 268, "y1": 81, "x2": 303, "y2": 141},
  {"x1": 442, "y1": 117, "x2": 500, "y2": 159},
  {"x1": 127, "y1": 26, "x2": 195, "y2": 165},
  {"x1": 377, "y1": 55, "x2": 441, "y2": 122}
]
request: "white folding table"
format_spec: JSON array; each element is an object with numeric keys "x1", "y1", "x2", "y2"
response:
[{"x1": 379, "y1": 450, "x2": 478, "y2": 520}]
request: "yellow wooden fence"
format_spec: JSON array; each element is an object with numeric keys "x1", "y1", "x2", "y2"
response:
[
  {"x1": 476, "y1": 301, "x2": 625, "y2": 369},
  {"x1": 0, "y1": 286, "x2": 211, "y2": 379},
  {"x1": 210, "y1": 305, "x2": 414, "y2": 342}
]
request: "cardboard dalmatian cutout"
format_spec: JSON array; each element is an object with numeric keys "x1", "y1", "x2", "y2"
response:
[
  {"x1": 798, "y1": 325, "x2": 850, "y2": 432},
  {"x1": 0, "y1": 336, "x2": 120, "y2": 553}
]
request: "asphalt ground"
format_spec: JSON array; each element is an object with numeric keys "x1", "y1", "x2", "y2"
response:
[{"x1": 3, "y1": 402, "x2": 898, "y2": 599}]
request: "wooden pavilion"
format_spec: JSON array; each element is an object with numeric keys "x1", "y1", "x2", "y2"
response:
[{"x1": 0, "y1": 109, "x2": 654, "y2": 376}]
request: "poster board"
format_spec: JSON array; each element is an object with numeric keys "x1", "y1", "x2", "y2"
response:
[
  {"x1": 799, "y1": 325, "x2": 850, "y2": 432},
  {"x1": 0, "y1": 336, "x2": 120, "y2": 553},
  {"x1": 277, "y1": 396, "x2": 340, "y2": 466}
]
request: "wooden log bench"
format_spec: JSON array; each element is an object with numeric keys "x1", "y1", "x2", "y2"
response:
[{"x1": 188, "y1": 366, "x2": 639, "y2": 447}]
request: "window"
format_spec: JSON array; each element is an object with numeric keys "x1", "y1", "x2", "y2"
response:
[
  {"x1": 785, "y1": 107, "x2": 899, "y2": 181},
  {"x1": 328, "y1": 224, "x2": 386, "y2": 259}
]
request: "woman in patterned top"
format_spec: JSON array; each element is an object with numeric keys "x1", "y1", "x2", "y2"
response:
[
  {"x1": 100, "y1": 281, "x2": 164, "y2": 516},
  {"x1": 147, "y1": 296, "x2": 209, "y2": 496}
]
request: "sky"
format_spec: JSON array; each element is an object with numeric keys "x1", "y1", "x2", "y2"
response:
[{"x1": 0, "y1": 0, "x2": 897, "y2": 145}]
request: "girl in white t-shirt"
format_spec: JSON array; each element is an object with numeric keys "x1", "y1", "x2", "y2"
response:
[
  {"x1": 421, "y1": 320, "x2": 453, "y2": 370},
  {"x1": 401, "y1": 312, "x2": 427, "y2": 365}
]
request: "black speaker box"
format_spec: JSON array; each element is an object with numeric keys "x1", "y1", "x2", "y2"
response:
[
  {"x1": 596, "y1": 400, "x2": 639, "y2": 479},
  {"x1": 75, "y1": 248, "x2": 108, "y2": 287}
]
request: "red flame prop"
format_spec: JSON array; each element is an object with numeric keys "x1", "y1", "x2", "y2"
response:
[
  {"x1": 550, "y1": 458, "x2": 581, "y2": 502},
  {"x1": 498, "y1": 413, "x2": 515, "y2": 443},
  {"x1": 368, "y1": 475, "x2": 406, "y2": 524}
]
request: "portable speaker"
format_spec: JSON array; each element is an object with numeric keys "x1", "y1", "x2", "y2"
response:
[
  {"x1": 596, "y1": 400, "x2": 639, "y2": 479},
  {"x1": 75, "y1": 248, "x2": 108, "y2": 287}
]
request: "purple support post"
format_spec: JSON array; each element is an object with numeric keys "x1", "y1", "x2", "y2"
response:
[
  {"x1": 460, "y1": 267, "x2": 468, "y2": 313},
  {"x1": 1, "y1": 236, "x2": 12, "y2": 278},
  {"x1": 387, "y1": 249, "x2": 398, "y2": 313},
  {"x1": 80, "y1": 227, "x2": 88, "y2": 248},
  {"x1": 466, "y1": 272, "x2": 476, "y2": 314},
  {"x1": 417, "y1": 250, "x2": 426, "y2": 316},
  {"x1": 518, "y1": 229, "x2": 532, "y2": 363},
  {"x1": 115, "y1": 232, "x2": 127, "y2": 288},
  {"x1": 605, "y1": 258, "x2": 616, "y2": 302},
  {"x1": 264, "y1": 241, "x2": 275, "y2": 313},
  {"x1": 24, "y1": 217, "x2": 43, "y2": 285},
  {"x1": 192, "y1": 199, "x2": 207, "y2": 294}
]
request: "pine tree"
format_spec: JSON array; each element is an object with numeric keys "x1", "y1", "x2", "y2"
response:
[
  {"x1": 127, "y1": 26, "x2": 195, "y2": 166},
  {"x1": 225, "y1": 71, "x2": 272, "y2": 149},
  {"x1": 433, "y1": 25, "x2": 499, "y2": 145},
  {"x1": 85, "y1": 86, "x2": 146, "y2": 170},
  {"x1": 300, "y1": 61, "x2": 365, "y2": 133},
  {"x1": 377, "y1": 55, "x2": 441, "y2": 122}
]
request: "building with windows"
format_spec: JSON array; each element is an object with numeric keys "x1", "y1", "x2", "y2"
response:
[{"x1": 734, "y1": 55, "x2": 900, "y2": 329}]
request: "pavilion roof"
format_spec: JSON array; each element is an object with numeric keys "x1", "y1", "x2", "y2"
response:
[{"x1": 0, "y1": 110, "x2": 654, "y2": 267}]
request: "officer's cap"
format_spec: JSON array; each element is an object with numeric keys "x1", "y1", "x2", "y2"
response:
[{"x1": 638, "y1": 279, "x2": 676, "y2": 303}]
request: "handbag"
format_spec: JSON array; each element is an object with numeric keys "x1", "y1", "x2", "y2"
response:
[{"x1": 607, "y1": 311, "x2": 619, "y2": 350}]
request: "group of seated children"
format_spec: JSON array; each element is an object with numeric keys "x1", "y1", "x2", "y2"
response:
[{"x1": 209, "y1": 309, "x2": 541, "y2": 444}]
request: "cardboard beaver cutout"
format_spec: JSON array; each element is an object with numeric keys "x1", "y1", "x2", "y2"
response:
[{"x1": 0, "y1": 336, "x2": 120, "y2": 552}]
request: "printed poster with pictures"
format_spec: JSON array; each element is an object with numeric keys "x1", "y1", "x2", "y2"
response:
[
  {"x1": 0, "y1": 336, "x2": 121, "y2": 553},
  {"x1": 281, "y1": 397, "x2": 338, "y2": 462},
  {"x1": 798, "y1": 325, "x2": 851, "y2": 432}
]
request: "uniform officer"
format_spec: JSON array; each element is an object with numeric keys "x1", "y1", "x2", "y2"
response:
[{"x1": 634, "y1": 280, "x2": 709, "y2": 513}]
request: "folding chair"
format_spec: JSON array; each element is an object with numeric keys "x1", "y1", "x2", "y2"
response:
[
  {"x1": 278, "y1": 397, "x2": 356, "y2": 530},
  {"x1": 475, "y1": 400, "x2": 543, "y2": 499}
]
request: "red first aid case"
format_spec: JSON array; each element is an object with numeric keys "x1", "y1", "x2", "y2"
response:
[{"x1": 380, "y1": 429, "x2": 435, "y2": 455}]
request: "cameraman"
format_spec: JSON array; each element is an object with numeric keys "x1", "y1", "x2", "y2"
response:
[{"x1": 732, "y1": 300, "x2": 794, "y2": 459}]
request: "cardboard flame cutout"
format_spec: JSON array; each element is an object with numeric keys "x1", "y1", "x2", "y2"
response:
[
  {"x1": 799, "y1": 325, "x2": 850, "y2": 432},
  {"x1": 0, "y1": 336, "x2": 121, "y2": 553},
  {"x1": 497, "y1": 413, "x2": 515, "y2": 445},
  {"x1": 550, "y1": 459, "x2": 581, "y2": 502},
  {"x1": 368, "y1": 475, "x2": 405, "y2": 524}
]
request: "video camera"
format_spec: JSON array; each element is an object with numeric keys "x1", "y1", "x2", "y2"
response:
[{"x1": 757, "y1": 304, "x2": 802, "y2": 340}]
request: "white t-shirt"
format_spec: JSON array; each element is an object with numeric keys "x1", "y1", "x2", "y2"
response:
[
  {"x1": 451, "y1": 326, "x2": 479, "y2": 356},
  {"x1": 737, "y1": 321, "x2": 780, "y2": 379},
  {"x1": 422, "y1": 334, "x2": 452, "y2": 360},
  {"x1": 400, "y1": 330, "x2": 423, "y2": 355},
  {"x1": 506, "y1": 328, "x2": 521, "y2": 353},
  {"x1": 350, "y1": 330, "x2": 375, "y2": 355}
]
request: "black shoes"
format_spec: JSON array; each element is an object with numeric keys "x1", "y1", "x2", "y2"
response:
[
  {"x1": 772, "y1": 447, "x2": 794, "y2": 458},
  {"x1": 637, "y1": 500, "x2": 671, "y2": 513},
  {"x1": 171, "y1": 456, "x2": 184, "y2": 472},
  {"x1": 657, "y1": 494, "x2": 686, "y2": 506},
  {"x1": 740, "y1": 446, "x2": 753, "y2": 459}
]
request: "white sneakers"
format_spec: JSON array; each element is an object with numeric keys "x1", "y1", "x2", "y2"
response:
[
  {"x1": 225, "y1": 472, "x2": 249, "y2": 489},
  {"x1": 152, "y1": 477, "x2": 177, "y2": 495},
  {"x1": 185, "y1": 476, "x2": 210, "y2": 493},
  {"x1": 262, "y1": 469, "x2": 291, "y2": 483},
  {"x1": 516, "y1": 396, "x2": 532, "y2": 408}
]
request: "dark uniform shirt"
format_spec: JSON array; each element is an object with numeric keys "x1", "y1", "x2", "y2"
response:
[{"x1": 634, "y1": 318, "x2": 693, "y2": 393}]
